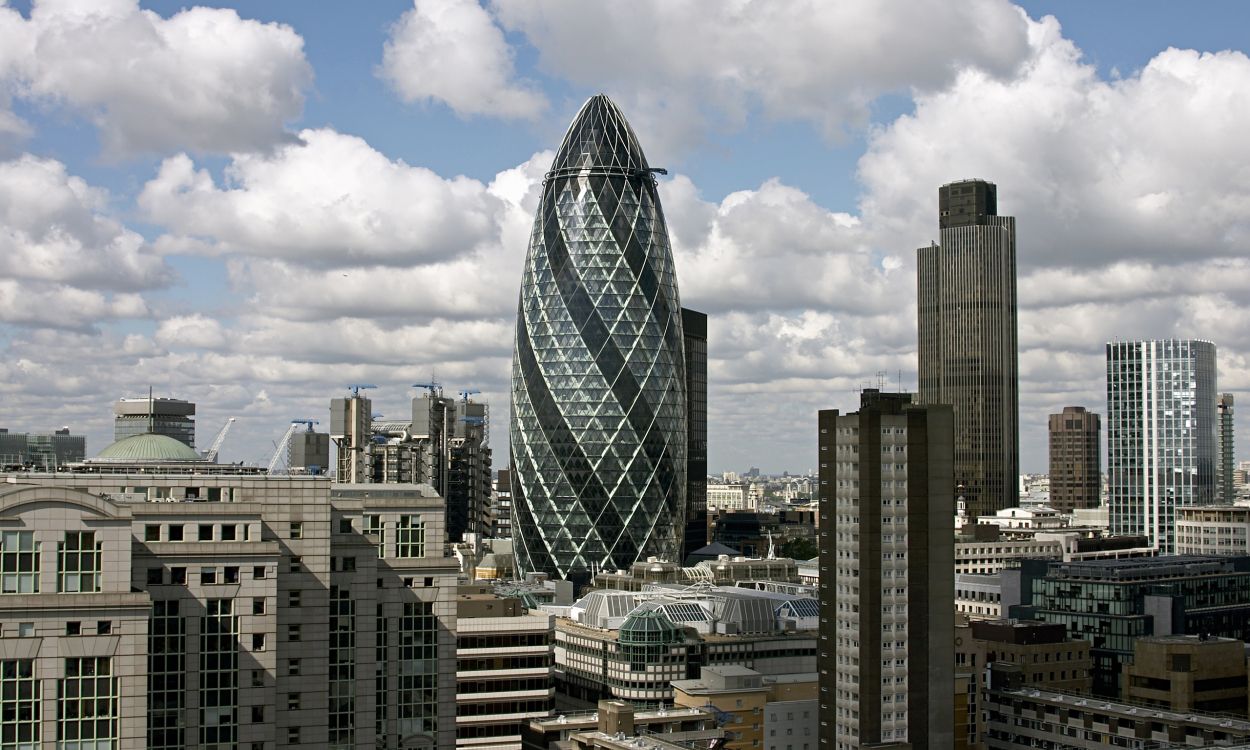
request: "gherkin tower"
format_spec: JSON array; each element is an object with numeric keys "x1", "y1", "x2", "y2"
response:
[{"x1": 510, "y1": 95, "x2": 686, "y2": 582}]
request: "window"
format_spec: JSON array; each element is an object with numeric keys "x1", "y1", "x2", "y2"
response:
[
  {"x1": 289, "y1": 590, "x2": 302, "y2": 608},
  {"x1": 0, "y1": 658, "x2": 39, "y2": 748},
  {"x1": 1, "y1": 531, "x2": 39, "y2": 594},
  {"x1": 252, "y1": 598, "x2": 266, "y2": 615},
  {"x1": 289, "y1": 522, "x2": 303, "y2": 539},
  {"x1": 17, "y1": 623, "x2": 33, "y2": 637},
  {"x1": 288, "y1": 659, "x2": 301, "y2": 676},
  {"x1": 339, "y1": 518, "x2": 353, "y2": 534},
  {"x1": 145, "y1": 525, "x2": 161, "y2": 542},
  {"x1": 97, "y1": 621, "x2": 112, "y2": 635},
  {"x1": 396, "y1": 515, "x2": 425, "y2": 558},
  {"x1": 251, "y1": 706, "x2": 264, "y2": 723},
  {"x1": 66, "y1": 621, "x2": 81, "y2": 636},
  {"x1": 224, "y1": 566, "x2": 240, "y2": 584},
  {"x1": 365, "y1": 515, "x2": 384, "y2": 557},
  {"x1": 221, "y1": 525, "x2": 237, "y2": 541},
  {"x1": 199, "y1": 524, "x2": 214, "y2": 541},
  {"x1": 250, "y1": 670, "x2": 263, "y2": 688},
  {"x1": 147, "y1": 568, "x2": 164, "y2": 585},
  {"x1": 252, "y1": 565, "x2": 266, "y2": 580},
  {"x1": 252, "y1": 634, "x2": 266, "y2": 651},
  {"x1": 288, "y1": 625, "x2": 301, "y2": 642},
  {"x1": 287, "y1": 727, "x2": 300, "y2": 744},
  {"x1": 168, "y1": 524, "x2": 184, "y2": 542},
  {"x1": 171, "y1": 567, "x2": 187, "y2": 585},
  {"x1": 57, "y1": 531, "x2": 101, "y2": 593},
  {"x1": 287, "y1": 693, "x2": 301, "y2": 710},
  {"x1": 60, "y1": 657, "x2": 118, "y2": 749},
  {"x1": 201, "y1": 568, "x2": 218, "y2": 585},
  {"x1": 343, "y1": 557, "x2": 356, "y2": 572},
  {"x1": 289, "y1": 556, "x2": 302, "y2": 573}
]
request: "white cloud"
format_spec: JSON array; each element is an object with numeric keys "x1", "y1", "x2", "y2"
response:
[
  {"x1": 140, "y1": 129, "x2": 508, "y2": 268},
  {"x1": 1, "y1": 0, "x2": 311, "y2": 156},
  {"x1": 155, "y1": 314, "x2": 228, "y2": 350},
  {"x1": 380, "y1": 0, "x2": 546, "y2": 120},
  {"x1": 493, "y1": 0, "x2": 1030, "y2": 155},
  {"x1": 0, "y1": 155, "x2": 172, "y2": 290}
]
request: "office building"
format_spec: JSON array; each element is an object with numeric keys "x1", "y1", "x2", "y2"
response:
[
  {"x1": 670, "y1": 666, "x2": 817, "y2": 750},
  {"x1": 817, "y1": 390, "x2": 955, "y2": 750},
  {"x1": 917, "y1": 179, "x2": 1019, "y2": 518},
  {"x1": 1017, "y1": 556, "x2": 1250, "y2": 697},
  {"x1": 1048, "y1": 406, "x2": 1101, "y2": 512},
  {"x1": 288, "y1": 429, "x2": 330, "y2": 475},
  {"x1": 1221, "y1": 393, "x2": 1236, "y2": 502},
  {"x1": 683, "y1": 307, "x2": 709, "y2": 563},
  {"x1": 523, "y1": 702, "x2": 723, "y2": 749},
  {"x1": 1106, "y1": 339, "x2": 1218, "y2": 553},
  {"x1": 491, "y1": 469, "x2": 513, "y2": 539},
  {"x1": 0, "y1": 426, "x2": 85, "y2": 469},
  {"x1": 510, "y1": 94, "x2": 686, "y2": 582},
  {"x1": 0, "y1": 443, "x2": 460, "y2": 749},
  {"x1": 1123, "y1": 635, "x2": 1248, "y2": 716},
  {"x1": 114, "y1": 395, "x2": 196, "y2": 448},
  {"x1": 1177, "y1": 505, "x2": 1250, "y2": 556},
  {"x1": 455, "y1": 584, "x2": 554, "y2": 749},
  {"x1": 449, "y1": 398, "x2": 493, "y2": 544}
]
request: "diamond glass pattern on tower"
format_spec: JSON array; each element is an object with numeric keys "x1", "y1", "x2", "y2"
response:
[{"x1": 510, "y1": 95, "x2": 686, "y2": 582}]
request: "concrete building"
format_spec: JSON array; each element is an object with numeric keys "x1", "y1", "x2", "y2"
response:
[
  {"x1": 490, "y1": 469, "x2": 513, "y2": 540},
  {"x1": 287, "y1": 429, "x2": 330, "y2": 475},
  {"x1": 817, "y1": 390, "x2": 955, "y2": 750},
  {"x1": 0, "y1": 439, "x2": 461, "y2": 749},
  {"x1": 1123, "y1": 635, "x2": 1248, "y2": 716},
  {"x1": 113, "y1": 395, "x2": 195, "y2": 449},
  {"x1": 670, "y1": 666, "x2": 818, "y2": 750},
  {"x1": 449, "y1": 398, "x2": 493, "y2": 545},
  {"x1": 1013, "y1": 555, "x2": 1250, "y2": 697},
  {"x1": 971, "y1": 619, "x2": 1093, "y2": 695},
  {"x1": 707, "y1": 482, "x2": 753, "y2": 511},
  {"x1": 917, "y1": 178, "x2": 1019, "y2": 518},
  {"x1": 1048, "y1": 406, "x2": 1101, "y2": 512},
  {"x1": 523, "y1": 701, "x2": 724, "y2": 750},
  {"x1": 1107, "y1": 339, "x2": 1218, "y2": 553},
  {"x1": 1176, "y1": 505, "x2": 1250, "y2": 556},
  {"x1": 455, "y1": 584, "x2": 554, "y2": 749},
  {"x1": 0, "y1": 427, "x2": 85, "y2": 470},
  {"x1": 985, "y1": 682, "x2": 1250, "y2": 749},
  {"x1": 1221, "y1": 393, "x2": 1237, "y2": 503},
  {"x1": 955, "y1": 573, "x2": 1004, "y2": 620},
  {"x1": 683, "y1": 307, "x2": 709, "y2": 563}
]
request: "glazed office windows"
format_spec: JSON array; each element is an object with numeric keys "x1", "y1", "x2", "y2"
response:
[
  {"x1": 0, "y1": 531, "x2": 39, "y2": 594},
  {"x1": 56, "y1": 532, "x2": 100, "y2": 593}
]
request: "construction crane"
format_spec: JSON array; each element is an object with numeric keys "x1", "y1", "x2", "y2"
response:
[
  {"x1": 346, "y1": 384, "x2": 376, "y2": 397},
  {"x1": 459, "y1": 388, "x2": 481, "y2": 402},
  {"x1": 267, "y1": 419, "x2": 319, "y2": 475},
  {"x1": 201, "y1": 417, "x2": 236, "y2": 463},
  {"x1": 413, "y1": 381, "x2": 441, "y2": 396}
]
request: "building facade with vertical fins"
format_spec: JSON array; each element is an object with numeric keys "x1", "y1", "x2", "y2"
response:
[
  {"x1": 1219, "y1": 392, "x2": 1235, "y2": 503},
  {"x1": 917, "y1": 179, "x2": 1019, "y2": 519},
  {"x1": 1047, "y1": 406, "x2": 1101, "y2": 512},
  {"x1": 817, "y1": 391, "x2": 954, "y2": 750},
  {"x1": 510, "y1": 95, "x2": 686, "y2": 582},
  {"x1": 1106, "y1": 339, "x2": 1217, "y2": 553}
]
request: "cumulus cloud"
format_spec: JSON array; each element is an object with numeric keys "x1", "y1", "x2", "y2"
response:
[
  {"x1": 0, "y1": 155, "x2": 172, "y2": 290},
  {"x1": 140, "y1": 129, "x2": 508, "y2": 268},
  {"x1": 0, "y1": 0, "x2": 311, "y2": 156},
  {"x1": 493, "y1": 0, "x2": 1030, "y2": 154},
  {"x1": 380, "y1": 0, "x2": 546, "y2": 120}
]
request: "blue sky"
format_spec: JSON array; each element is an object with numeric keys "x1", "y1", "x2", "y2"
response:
[{"x1": 2, "y1": 0, "x2": 1250, "y2": 476}]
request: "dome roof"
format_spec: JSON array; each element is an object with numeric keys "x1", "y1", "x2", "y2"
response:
[
  {"x1": 94, "y1": 433, "x2": 203, "y2": 462},
  {"x1": 619, "y1": 608, "x2": 684, "y2": 645}
]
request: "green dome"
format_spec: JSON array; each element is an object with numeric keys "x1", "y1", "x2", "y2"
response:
[
  {"x1": 619, "y1": 609, "x2": 684, "y2": 646},
  {"x1": 94, "y1": 433, "x2": 203, "y2": 462}
]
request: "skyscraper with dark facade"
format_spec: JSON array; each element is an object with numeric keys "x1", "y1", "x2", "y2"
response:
[
  {"x1": 682, "y1": 307, "x2": 708, "y2": 562},
  {"x1": 917, "y1": 179, "x2": 1019, "y2": 518},
  {"x1": 1107, "y1": 339, "x2": 1217, "y2": 553},
  {"x1": 1219, "y1": 392, "x2": 1236, "y2": 503},
  {"x1": 817, "y1": 390, "x2": 954, "y2": 750},
  {"x1": 1048, "y1": 406, "x2": 1101, "y2": 512},
  {"x1": 510, "y1": 95, "x2": 686, "y2": 582}
]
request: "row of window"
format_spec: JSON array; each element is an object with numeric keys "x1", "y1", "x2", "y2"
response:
[{"x1": 0, "y1": 531, "x2": 100, "y2": 594}]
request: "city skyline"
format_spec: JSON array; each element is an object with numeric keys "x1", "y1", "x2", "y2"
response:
[{"x1": 2, "y1": 0, "x2": 1250, "y2": 475}]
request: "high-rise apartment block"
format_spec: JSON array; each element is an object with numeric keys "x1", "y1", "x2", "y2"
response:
[
  {"x1": 511, "y1": 95, "x2": 686, "y2": 582},
  {"x1": 1047, "y1": 406, "x2": 1101, "y2": 512},
  {"x1": 682, "y1": 307, "x2": 709, "y2": 563},
  {"x1": 817, "y1": 390, "x2": 954, "y2": 750},
  {"x1": 917, "y1": 179, "x2": 1019, "y2": 518},
  {"x1": 114, "y1": 396, "x2": 196, "y2": 448},
  {"x1": 1106, "y1": 340, "x2": 1218, "y2": 552},
  {"x1": 1219, "y1": 392, "x2": 1236, "y2": 502}
]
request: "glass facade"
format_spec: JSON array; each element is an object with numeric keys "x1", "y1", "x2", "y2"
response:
[
  {"x1": 510, "y1": 94, "x2": 687, "y2": 580},
  {"x1": 1106, "y1": 339, "x2": 1217, "y2": 553},
  {"x1": 1, "y1": 659, "x2": 39, "y2": 750}
]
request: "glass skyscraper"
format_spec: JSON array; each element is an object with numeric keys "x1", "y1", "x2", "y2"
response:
[
  {"x1": 1106, "y1": 339, "x2": 1218, "y2": 553},
  {"x1": 510, "y1": 95, "x2": 686, "y2": 581}
]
